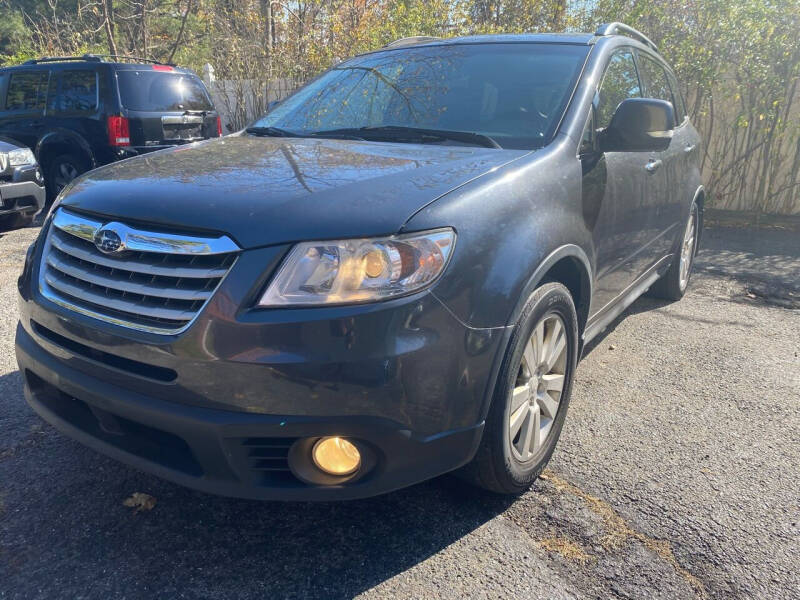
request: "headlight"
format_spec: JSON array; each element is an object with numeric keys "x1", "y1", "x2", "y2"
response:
[
  {"x1": 8, "y1": 148, "x2": 36, "y2": 167},
  {"x1": 258, "y1": 228, "x2": 455, "y2": 306}
]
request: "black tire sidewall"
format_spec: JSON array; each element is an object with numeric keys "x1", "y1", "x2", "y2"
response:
[{"x1": 488, "y1": 282, "x2": 579, "y2": 490}]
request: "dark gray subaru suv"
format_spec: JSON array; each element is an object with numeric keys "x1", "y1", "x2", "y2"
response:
[{"x1": 16, "y1": 24, "x2": 703, "y2": 500}]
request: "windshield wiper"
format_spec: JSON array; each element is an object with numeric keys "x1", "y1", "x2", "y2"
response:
[
  {"x1": 246, "y1": 126, "x2": 302, "y2": 138},
  {"x1": 309, "y1": 125, "x2": 502, "y2": 149}
]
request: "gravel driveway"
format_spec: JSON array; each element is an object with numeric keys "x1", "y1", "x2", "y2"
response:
[{"x1": 1, "y1": 223, "x2": 798, "y2": 600}]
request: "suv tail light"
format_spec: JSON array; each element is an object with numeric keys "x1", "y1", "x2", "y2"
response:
[
  {"x1": 107, "y1": 116, "x2": 130, "y2": 147},
  {"x1": 216, "y1": 116, "x2": 223, "y2": 137}
]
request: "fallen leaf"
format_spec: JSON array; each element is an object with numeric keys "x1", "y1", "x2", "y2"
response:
[
  {"x1": 123, "y1": 492, "x2": 156, "y2": 513},
  {"x1": 609, "y1": 344, "x2": 616, "y2": 350}
]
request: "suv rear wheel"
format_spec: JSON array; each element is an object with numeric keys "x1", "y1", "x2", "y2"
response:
[
  {"x1": 45, "y1": 153, "x2": 88, "y2": 200},
  {"x1": 649, "y1": 200, "x2": 699, "y2": 300},
  {"x1": 460, "y1": 282, "x2": 579, "y2": 494}
]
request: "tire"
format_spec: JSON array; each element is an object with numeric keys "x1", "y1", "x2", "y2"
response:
[
  {"x1": 649, "y1": 200, "x2": 699, "y2": 301},
  {"x1": 0, "y1": 211, "x2": 35, "y2": 231},
  {"x1": 44, "y1": 153, "x2": 88, "y2": 201},
  {"x1": 459, "y1": 282, "x2": 579, "y2": 494}
]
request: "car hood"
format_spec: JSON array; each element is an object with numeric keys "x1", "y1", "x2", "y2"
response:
[
  {"x1": 0, "y1": 136, "x2": 25, "y2": 152},
  {"x1": 60, "y1": 135, "x2": 526, "y2": 249}
]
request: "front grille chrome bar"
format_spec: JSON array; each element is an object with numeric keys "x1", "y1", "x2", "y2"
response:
[
  {"x1": 39, "y1": 209, "x2": 240, "y2": 334},
  {"x1": 52, "y1": 209, "x2": 239, "y2": 255}
]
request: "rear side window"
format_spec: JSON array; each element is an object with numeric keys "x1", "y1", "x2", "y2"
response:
[
  {"x1": 596, "y1": 50, "x2": 641, "y2": 129},
  {"x1": 116, "y1": 71, "x2": 212, "y2": 112},
  {"x1": 5, "y1": 71, "x2": 49, "y2": 111},
  {"x1": 59, "y1": 70, "x2": 98, "y2": 113}
]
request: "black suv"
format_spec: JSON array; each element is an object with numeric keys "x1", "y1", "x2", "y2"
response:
[
  {"x1": 0, "y1": 55, "x2": 221, "y2": 199},
  {"x1": 16, "y1": 25, "x2": 704, "y2": 500}
]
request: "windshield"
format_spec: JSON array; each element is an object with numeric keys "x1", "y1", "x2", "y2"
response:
[
  {"x1": 117, "y1": 71, "x2": 213, "y2": 112},
  {"x1": 252, "y1": 43, "x2": 588, "y2": 149}
]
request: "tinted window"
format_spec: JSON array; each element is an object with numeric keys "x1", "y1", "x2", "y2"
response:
[
  {"x1": 5, "y1": 71, "x2": 49, "y2": 111},
  {"x1": 638, "y1": 54, "x2": 674, "y2": 107},
  {"x1": 59, "y1": 70, "x2": 98, "y2": 113},
  {"x1": 253, "y1": 43, "x2": 590, "y2": 150},
  {"x1": 597, "y1": 50, "x2": 641, "y2": 129},
  {"x1": 666, "y1": 70, "x2": 687, "y2": 122},
  {"x1": 117, "y1": 71, "x2": 212, "y2": 111}
]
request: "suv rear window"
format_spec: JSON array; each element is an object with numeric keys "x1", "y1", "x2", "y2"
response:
[
  {"x1": 5, "y1": 71, "x2": 49, "y2": 111},
  {"x1": 116, "y1": 71, "x2": 212, "y2": 112}
]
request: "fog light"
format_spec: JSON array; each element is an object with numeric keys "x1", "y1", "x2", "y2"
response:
[{"x1": 312, "y1": 437, "x2": 361, "y2": 476}]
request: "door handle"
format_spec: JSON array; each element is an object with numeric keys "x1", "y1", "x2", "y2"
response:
[
  {"x1": 645, "y1": 159, "x2": 662, "y2": 173},
  {"x1": 684, "y1": 144, "x2": 696, "y2": 154}
]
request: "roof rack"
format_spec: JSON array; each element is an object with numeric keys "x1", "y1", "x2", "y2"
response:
[
  {"x1": 87, "y1": 54, "x2": 174, "y2": 66},
  {"x1": 384, "y1": 36, "x2": 440, "y2": 49},
  {"x1": 22, "y1": 53, "x2": 173, "y2": 66},
  {"x1": 595, "y1": 22, "x2": 658, "y2": 53},
  {"x1": 23, "y1": 54, "x2": 102, "y2": 65}
]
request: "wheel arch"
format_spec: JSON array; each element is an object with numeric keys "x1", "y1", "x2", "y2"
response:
[
  {"x1": 506, "y1": 244, "x2": 593, "y2": 339},
  {"x1": 35, "y1": 130, "x2": 95, "y2": 170}
]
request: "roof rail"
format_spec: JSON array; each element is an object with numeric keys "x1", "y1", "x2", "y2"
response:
[
  {"x1": 595, "y1": 22, "x2": 658, "y2": 52},
  {"x1": 384, "y1": 36, "x2": 440, "y2": 49},
  {"x1": 23, "y1": 54, "x2": 103, "y2": 65},
  {"x1": 87, "y1": 54, "x2": 173, "y2": 66},
  {"x1": 22, "y1": 53, "x2": 172, "y2": 66}
]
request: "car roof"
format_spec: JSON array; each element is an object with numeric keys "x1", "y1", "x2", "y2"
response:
[
  {"x1": 0, "y1": 60, "x2": 195, "y2": 75},
  {"x1": 416, "y1": 33, "x2": 597, "y2": 46},
  {"x1": 372, "y1": 28, "x2": 663, "y2": 59}
]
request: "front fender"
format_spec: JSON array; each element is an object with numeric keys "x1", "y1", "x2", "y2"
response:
[{"x1": 403, "y1": 140, "x2": 593, "y2": 330}]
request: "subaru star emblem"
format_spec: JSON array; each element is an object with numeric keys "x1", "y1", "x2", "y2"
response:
[{"x1": 93, "y1": 226, "x2": 125, "y2": 254}]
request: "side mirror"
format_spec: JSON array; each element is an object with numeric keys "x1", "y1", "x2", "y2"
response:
[{"x1": 600, "y1": 98, "x2": 675, "y2": 153}]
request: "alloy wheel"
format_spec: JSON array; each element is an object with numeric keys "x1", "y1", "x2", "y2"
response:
[
  {"x1": 508, "y1": 314, "x2": 568, "y2": 462},
  {"x1": 53, "y1": 162, "x2": 79, "y2": 193},
  {"x1": 679, "y1": 203, "x2": 698, "y2": 290}
]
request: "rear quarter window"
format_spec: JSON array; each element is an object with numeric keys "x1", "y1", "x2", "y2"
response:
[
  {"x1": 116, "y1": 71, "x2": 213, "y2": 112},
  {"x1": 5, "y1": 71, "x2": 49, "y2": 111}
]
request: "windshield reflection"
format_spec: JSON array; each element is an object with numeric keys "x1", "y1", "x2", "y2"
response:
[{"x1": 252, "y1": 43, "x2": 589, "y2": 150}]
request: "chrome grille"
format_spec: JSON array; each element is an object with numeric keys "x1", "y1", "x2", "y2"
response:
[{"x1": 39, "y1": 209, "x2": 239, "y2": 334}]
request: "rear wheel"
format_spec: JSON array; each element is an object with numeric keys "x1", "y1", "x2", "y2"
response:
[
  {"x1": 460, "y1": 282, "x2": 578, "y2": 494},
  {"x1": 649, "y1": 201, "x2": 699, "y2": 301},
  {"x1": 45, "y1": 153, "x2": 88, "y2": 201}
]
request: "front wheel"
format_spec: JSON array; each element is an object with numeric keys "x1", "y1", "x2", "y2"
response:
[{"x1": 459, "y1": 282, "x2": 579, "y2": 494}]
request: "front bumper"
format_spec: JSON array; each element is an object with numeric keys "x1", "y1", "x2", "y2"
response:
[
  {"x1": 16, "y1": 323, "x2": 485, "y2": 500},
  {"x1": 0, "y1": 179, "x2": 46, "y2": 217},
  {"x1": 16, "y1": 233, "x2": 504, "y2": 499}
]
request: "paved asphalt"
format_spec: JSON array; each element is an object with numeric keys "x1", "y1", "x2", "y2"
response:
[{"x1": 0, "y1": 223, "x2": 798, "y2": 600}]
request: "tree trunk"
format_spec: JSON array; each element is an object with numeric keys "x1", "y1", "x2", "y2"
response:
[
  {"x1": 140, "y1": 0, "x2": 149, "y2": 58},
  {"x1": 261, "y1": 0, "x2": 273, "y2": 53},
  {"x1": 103, "y1": 0, "x2": 119, "y2": 57},
  {"x1": 167, "y1": 0, "x2": 194, "y2": 64}
]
